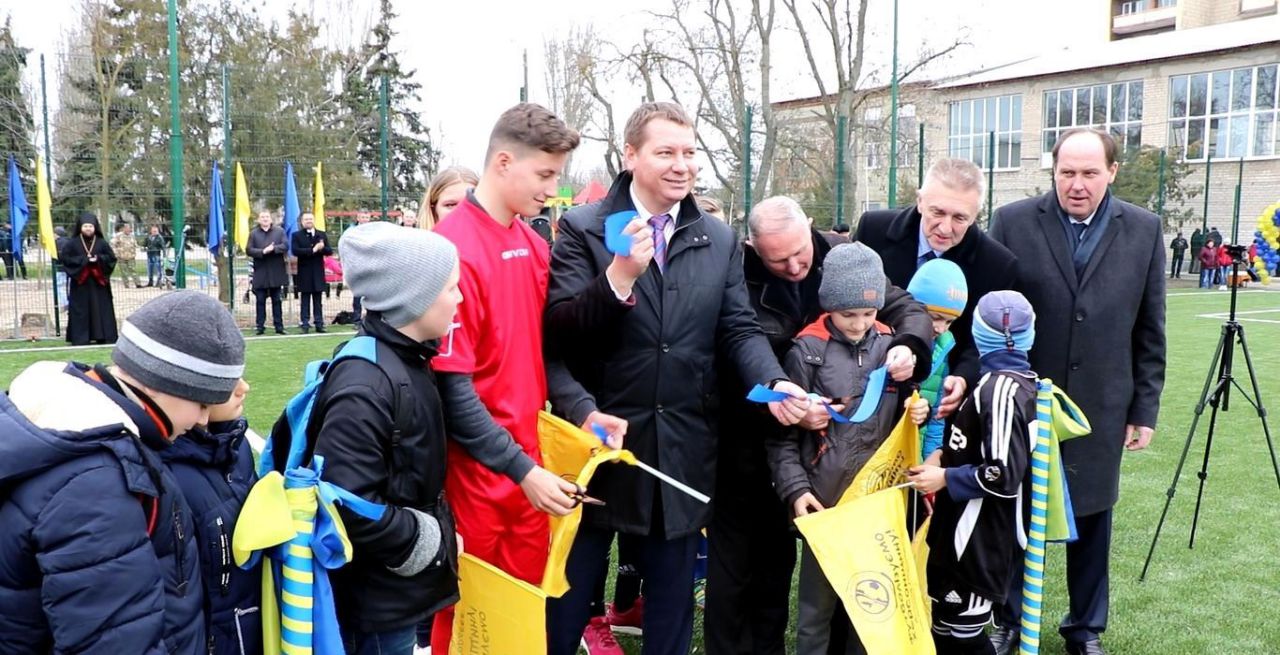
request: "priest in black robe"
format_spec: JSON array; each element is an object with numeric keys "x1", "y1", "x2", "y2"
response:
[{"x1": 60, "y1": 212, "x2": 118, "y2": 345}]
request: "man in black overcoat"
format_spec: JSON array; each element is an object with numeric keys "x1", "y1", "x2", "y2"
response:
[
  {"x1": 290, "y1": 211, "x2": 332, "y2": 333},
  {"x1": 247, "y1": 210, "x2": 289, "y2": 334}
]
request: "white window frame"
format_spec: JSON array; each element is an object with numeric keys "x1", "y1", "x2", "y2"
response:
[
  {"x1": 1042, "y1": 80, "x2": 1144, "y2": 166},
  {"x1": 948, "y1": 95, "x2": 1023, "y2": 171},
  {"x1": 1168, "y1": 64, "x2": 1280, "y2": 162}
]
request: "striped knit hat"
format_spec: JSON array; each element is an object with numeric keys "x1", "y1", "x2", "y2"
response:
[
  {"x1": 907, "y1": 258, "x2": 968, "y2": 318},
  {"x1": 112, "y1": 291, "x2": 246, "y2": 404}
]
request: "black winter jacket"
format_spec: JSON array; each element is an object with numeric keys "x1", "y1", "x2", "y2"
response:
[
  {"x1": 717, "y1": 231, "x2": 933, "y2": 487},
  {"x1": 545, "y1": 172, "x2": 786, "y2": 538},
  {"x1": 766, "y1": 318, "x2": 904, "y2": 508},
  {"x1": 161, "y1": 419, "x2": 262, "y2": 655},
  {"x1": 0, "y1": 362, "x2": 203, "y2": 654},
  {"x1": 311, "y1": 313, "x2": 458, "y2": 633}
]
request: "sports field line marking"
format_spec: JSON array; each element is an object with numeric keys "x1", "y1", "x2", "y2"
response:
[{"x1": 0, "y1": 331, "x2": 343, "y2": 355}]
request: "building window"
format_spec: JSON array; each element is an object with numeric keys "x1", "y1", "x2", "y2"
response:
[
  {"x1": 948, "y1": 95, "x2": 1022, "y2": 169},
  {"x1": 863, "y1": 200, "x2": 885, "y2": 212},
  {"x1": 865, "y1": 142, "x2": 882, "y2": 169},
  {"x1": 1043, "y1": 81, "x2": 1144, "y2": 157},
  {"x1": 1156, "y1": 0, "x2": 1176, "y2": 8},
  {"x1": 1169, "y1": 64, "x2": 1279, "y2": 160}
]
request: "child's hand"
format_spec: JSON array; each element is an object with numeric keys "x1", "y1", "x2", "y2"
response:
[
  {"x1": 792, "y1": 492, "x2": 825, "y2": 518},
  {"x1": 905, "y1": 396, "x2": 930, "y2": 426},
  {"x1": 907, "y1": 465, "x2": 947, "y2": 494},
  {"x1": 924, "y1": 449, "x2": 943, "y2": 467}
]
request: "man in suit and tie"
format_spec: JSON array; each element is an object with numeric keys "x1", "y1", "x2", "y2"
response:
[
  {"x1": 290, "y1": 211, "x2": 332, "y2": 333},
  {"x1": 854, "y1": 158, "x2": 1019, "y2": 416},
  {"x1": 987, "y1": 128, "x2": 1166, "y2": 655}
]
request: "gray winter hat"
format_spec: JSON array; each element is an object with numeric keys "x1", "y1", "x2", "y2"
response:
[
  {"x1": 112, "y1": 290, "x2": 246, "y2": 404},
  {"x1": 819, "y1": 242, "x2": 886, "y2": 311},
  {"x1": 340, "y1": 221, "x2": 459, "y2": 328}
]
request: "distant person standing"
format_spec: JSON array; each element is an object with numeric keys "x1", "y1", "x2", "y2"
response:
[
  {"x1": 144, "y1": 225, "x2": 167, "y2": 287},
  {"x1": 1188, "y1": 228, "x2": 1204, "y2": 275},
  {"x1": 1169, "y1": 232, "x2": 1188, "y2": 279},
  {"x1": 247, "y1": 211, "x2": 288, "y2": 335},
  {"x1": 111, "y1": 222, "x2": 142, "y2": 288},
  {"x1": 0, "y1": 221, "x2": 27, "y2": 279},
  {"x1": 60, "y1": 212, "x2": 118, "y2": 345},
  {"x1": 290, "y1": 211, "x2": 331, "y2": 333}
]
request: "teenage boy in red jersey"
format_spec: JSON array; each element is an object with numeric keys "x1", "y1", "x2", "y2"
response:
[{"x1": 430, "y1": 103, "x2": 628, "y2": 652}]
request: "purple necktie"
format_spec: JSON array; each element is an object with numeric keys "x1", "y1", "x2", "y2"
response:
[{"x1": 650, "y1": 213, "x2": 672, "y2": 272}]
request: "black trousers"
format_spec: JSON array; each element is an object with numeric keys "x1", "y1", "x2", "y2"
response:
[
  {"x1": 299, "y1": 291, "x2": 324, "y2": 328},
  {"x1": 996, "y1": 508, "x2": 1112, "y2": 645},
  {"x1": 548, "y1": 523, "x2": 698, "y2": 655},
  {"x1": 253, "y1": 287, "x2": 283, "y2": 330},
  {"x1": 1170, "y1": 252, "x2": 1185, "y2": 278},
  {"x1": 703, "y1": 465, "x2": 796, "y2": 655},
  {"x1": 589, "y1": 532, "x2": 644, "y2": 617},
  {"x1": 1, "y1": 252, "x2": 26, "y2": 279}
]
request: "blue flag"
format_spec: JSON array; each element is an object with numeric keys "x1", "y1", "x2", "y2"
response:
[
  {"x1": 283, "y1": 162, "x2": 300, "y2": 254},
  {"x1": 7, "y1": 156, "x2": 29, "y2": 257},
  {"x1": 208, "y1": 161, "x2": 225, "y2": 256}
]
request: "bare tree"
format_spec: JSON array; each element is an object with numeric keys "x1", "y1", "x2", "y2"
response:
[
  {"x1": 644, "y1": 0, "x2": 780, "y2": 214},
  {"x1": 543, "y1": 27, "x2": 601, "y2": 177}
]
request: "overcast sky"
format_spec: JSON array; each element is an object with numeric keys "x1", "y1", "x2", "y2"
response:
[{"x1": 4, "y1": 0, "x2": 1101, "y2": 177}]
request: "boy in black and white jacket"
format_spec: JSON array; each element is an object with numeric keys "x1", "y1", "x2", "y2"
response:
[{"x1": 908, "y1": 290, "x2": 1039, "y2": 655}]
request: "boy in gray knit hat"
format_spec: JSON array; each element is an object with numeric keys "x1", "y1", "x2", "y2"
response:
[
  {"x1": 0, "y1": 290, "x2": 245, "y2": 653},
  {"x1": 314, "y1": 222, "x2": 574, "y2": 652},
  {"x1": 765, "y1": 242, "x2": 929, "y2": 653}
]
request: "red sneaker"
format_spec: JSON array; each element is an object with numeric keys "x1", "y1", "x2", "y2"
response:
[
  {"x1": 604, "y1": 596, "x2": 644, "y2": 636},
  {"x1": 581, "y1": 616, "x2": 624, "y2": 655}
]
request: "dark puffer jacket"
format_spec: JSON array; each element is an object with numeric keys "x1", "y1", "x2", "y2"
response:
[
  {"x1": 0, "y1": 361, "x2": 203, "y2": 654},
  {"x1": 766, "y1": 317, "x2": 904, "y2": 508},
  {"x1": 161, "y1": 418, "x2": 262, "y2": 655}
]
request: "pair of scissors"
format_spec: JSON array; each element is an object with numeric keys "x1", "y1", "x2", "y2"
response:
[{"x1": 569, "y1": 483, "x2": 605, "y2": 507}]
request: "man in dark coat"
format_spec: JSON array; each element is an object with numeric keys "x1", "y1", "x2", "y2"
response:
[
  {"x1": 290, "y1": 211, "x2": 332, "y2": 333},
  {"x1": 1169, "y1": 232, "x2": 1188, "y2": 278},
  {"x1": 247, "y1": 211, "x2": 288, "y2": 334},
  {"x1": 544, "y1": 102, "x2": 810, "y2": 655},
  {"x1": 988, "y1": 128, "x2": 1166, "y2": 655},
  {"x1": 60, "y1": 212, "x2": 119, "y2": 345},
  {"x1": 854, "y1": 158, "x2": 1018, "y2": 411},
  {"x1": 1188, "y1": 228, "x2": 1204, "y2": 274},
  {"x1": 705, "y1": 195, "x2": 933, "y2": 655}
]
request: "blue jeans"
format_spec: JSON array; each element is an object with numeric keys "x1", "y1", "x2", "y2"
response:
[
  {"x1": 342, "y1": 625, "x2": 416, "y2": 655},
  {"x1": 1200, "y1": 268, "x2": 1214, "y2": 288},
  {"x1": 147, "y1": 253, "x2": 162, "y2": 284}
]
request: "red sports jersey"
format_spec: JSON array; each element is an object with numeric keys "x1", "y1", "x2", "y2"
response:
[{"x1": 432, "y1": 194, "x2": 549, "y2": 459}]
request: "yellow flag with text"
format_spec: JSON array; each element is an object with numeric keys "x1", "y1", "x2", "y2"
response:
[
  {"x1": 450, "y1": 553, "x2": 547, "y2": 655},
  {"x1": 234, "y1": 163, "x2": 251, "y2": 250},
  {"x1": 312, "y1": 162, "x2": 325, "y2": 231},
  {"x1": 537, "y1": 411, "x2": 637, "y2": 597},
  {"x1": 796, "y1": 488, "x2": 934, "y2": 655},
  {"x1": 839, "y1": 393, "x2": 922, "y2": 504}
]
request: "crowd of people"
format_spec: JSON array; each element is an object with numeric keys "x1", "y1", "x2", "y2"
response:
[{"x1": 0, "y1": 102, "x2": 1168, "y2": 655}]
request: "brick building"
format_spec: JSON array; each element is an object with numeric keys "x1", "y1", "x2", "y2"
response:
[{"x1": 772, "y1": 0, "x2": 1280, "y2": 238}]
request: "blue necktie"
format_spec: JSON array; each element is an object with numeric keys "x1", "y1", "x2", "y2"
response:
[
  {"x1": 650, "y1": 213, "x2": 672, "y2": 273},
  {"x1": 1070, "y1": 221, "x2": 1087, "y2": 250},
  {"x1": 916, "y1": 250, "x2": 937, "y2": 269}
]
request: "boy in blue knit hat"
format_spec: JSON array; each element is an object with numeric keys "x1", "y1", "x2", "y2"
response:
[
  {"x1": 908, "y1": 290, "x2": 1038, "y2": 655},
  {"x1": 907, "y1": 258, "x2": 969, "y2": 461}
]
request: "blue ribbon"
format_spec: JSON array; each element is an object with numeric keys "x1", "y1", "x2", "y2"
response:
[
  {"x1": 604, "y1": 210, "x2": 640, "y2": 255},
  {"x1": 846, "y1": 366, "x2": 888, "y2": 423},
  {"x1": 744, "y1": 384, "x2": 853, "y2": 424}
]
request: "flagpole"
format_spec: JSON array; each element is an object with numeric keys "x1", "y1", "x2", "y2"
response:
[{"x1": 40, "y1": 55, "x2": 59, "y2": 337}]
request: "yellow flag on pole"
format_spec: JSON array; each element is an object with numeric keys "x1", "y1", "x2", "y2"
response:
[
  {"x1": 839, "y1": 392, "x2": 923, "y2": 504},
  {"x1": 450, "y1": 553, "x2": 548, "y2": 655},
  {"x1": 312, "y1": 162, "x2": 325, "y2": 231},
  {"x1": 35, "y1": 157, "x2": 55, "y2": 259},
  {"x1": 795, "y1": 488, "x2": 935, "y2": 655},
  {"x1": 234, "y1": 163, "x2": 251, "y2": 250},
  {"x1": 537, "y1": 411, "x2": 638, "y2": 597}
]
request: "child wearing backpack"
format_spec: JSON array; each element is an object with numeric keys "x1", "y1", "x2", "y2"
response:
[
  {"x1": 906, "y1": 258, "x2": 969, "y2": 461},
  {"x1": 0, "y1": 291, "x2": 246, "y2": 653},
  {"x1": 765, "y1": 243, "x2": 928, "y2": 655},
  {"x1": 162, "y1": 377, "x2": 262, "y2": 655},
  {"x1": 306, "y1": 221, "x2": 464, "y2": 654},
  {"x1": 907, "y1": 290, "x2": 1040, "y2": 655}
]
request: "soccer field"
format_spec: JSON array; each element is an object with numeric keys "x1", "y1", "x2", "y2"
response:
[{"x1": 0, "y1": 288, "x2": 1276, "y2": 654}]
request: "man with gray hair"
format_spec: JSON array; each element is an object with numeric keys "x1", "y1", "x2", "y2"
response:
[
  {"x1": 855, "y1": 157, "x2": 1019, "y2": 416},
  {"x1": 704, "y1": 194, "x2": 935, "y2": 655}
]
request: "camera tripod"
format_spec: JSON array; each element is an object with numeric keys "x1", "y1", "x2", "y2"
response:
[{"x1": 1140, "y1": 253, "x2": 1280, "y2": 580}]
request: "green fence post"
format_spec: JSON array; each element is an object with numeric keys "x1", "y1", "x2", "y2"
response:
[
  {"x1": 1201, "y1": 152, "x2": 1212, "y2": 234},
  {"x1": 744, "y1": 105, "x2": 753, "y2": 216},
  {"x1": 379, "y1": 72, "x2": 390, "y2": 221},
  {"x1": 986, "y1": 131, "x2": 995, "y2": 223},
  {"x1": 167, "y1": 0, "x2": 186, "y2": 288},
  {"x1": 40, "y1": 54, "x2": 59, "y2": 337},
  {"x1": 917, "y1": 121, "x2": 925, "y2": 190},
  {"x1": 835, "y1": 114, "x2": 846, "y2": 228},
  {"x1": 222, "y1": 63, "x2": 234, "y2": 311}
]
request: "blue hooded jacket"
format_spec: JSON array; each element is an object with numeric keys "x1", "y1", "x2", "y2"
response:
[
  {"x1": 161, "y1": 418, "x2": 263, "y2": 655},
  {"x1": 0, "y1": 361, "x2": 204, "y2": 654}
]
